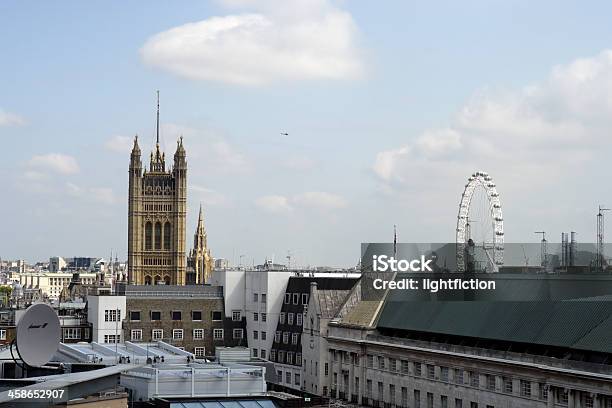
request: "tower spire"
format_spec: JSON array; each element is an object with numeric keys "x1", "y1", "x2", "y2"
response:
[{"x1": 156, "y1": 90, "x2": 160, "y2": 145}]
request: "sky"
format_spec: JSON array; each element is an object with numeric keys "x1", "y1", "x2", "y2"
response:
[{"x1": 2, "y1": 0, "x2": 612, "y2": 267}]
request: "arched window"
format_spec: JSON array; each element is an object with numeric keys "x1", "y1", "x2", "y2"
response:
[
  {"x1": 145, "y1": 222, "x2": 152, "y2": 250},
  {"x1": 164, "y1": 276, "x2": 171, "y2": 285},
  {"x1": 164, "y1": 222, "x2": 172, "y2": 250},
  {"x1": 154, "y1": 222, "x2": 162, "y2": 250},
  {"x1": 154, "y1": 275, "x2": 162, "y2": 285},
  {"x1": 144, "y1": 275, "x2": 152, "y2": 285}
]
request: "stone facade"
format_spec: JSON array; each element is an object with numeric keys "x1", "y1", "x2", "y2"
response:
[
  {"x1": 121, "y1": 287, "x2": 226, "y2": 358},
  {"x1": 127, "y1": 98, "x2": 188, "y2": 285},
  {"x1": 325, "y1": 325, "x2": 612, "y2": 408}
]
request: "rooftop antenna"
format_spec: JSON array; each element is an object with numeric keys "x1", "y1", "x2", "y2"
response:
[
  {"x1": 156, "y1": 90, "x2": 160, "y2": 146},
  {"x1": 534, "y1": 231, "x2": 547, "y2": 270},
  {"x1": 286, "y1": 251, "x2": 292, "y2": 270},
  {"x1": 597, "y1": 205, "x2": 610, "y2": 271},
  {"x1": 393, "y1": 224, "x2": 397, "y2": 258}
]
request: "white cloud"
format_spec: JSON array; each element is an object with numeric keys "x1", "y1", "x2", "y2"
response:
[
  {"x1": 255, "y1": 191, "x2": 347, "y2": 214},
  {"x1": 255, "y1": 195, "x2": 292, "y2": 213},
  {"x1": 374, "y1": 50, "x2": 612, "y2": 187},
  {"x1": 105, "y1": 135, "x2": 134, "y2": 153},
  {"x1": 28, "y1": 153, "x2": 79, "y2": 175},
  {"x1": 293, "y1": 191, "x2": 347, "y2": 210},
  {"x1": 191, "y1": 185, "x2": 230, "y2": 206},
  {"x1": 66, "y1": 183, "x2": 120, "y2": 205},
  {"x1": 0, "y1": 109, "x2": 26, "y2": 126},
  {"x1": 140, "y1": 0, "x2": 364, "y2": 85}
]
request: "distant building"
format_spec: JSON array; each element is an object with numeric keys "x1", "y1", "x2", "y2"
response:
[
  {"x1": 214, "y1": 258, "x2": 230, "y2": 270},
  {"x1": 271, "y1": 275, "x2": 359, "y2": 393},
  {"x1": 87, "y1": 293, "x2": 127, "y2": 344},
  {"x1": 118, "y1": 284, "x2": 227, "y2": 358},
  {"x1": 12, "y1": 271, "x2": 97, "y2": 299}
]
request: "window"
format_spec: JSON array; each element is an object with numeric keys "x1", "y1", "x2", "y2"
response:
[
  {"x1": 427, "y1": 393, "x2": 433, "y2": 408},
  {"x1": 325, "y1": 363, "x2": 329, "y2": 376},
  {"x1": 366, "y1": 380, "x2": 373, "y2": 398},
  {"x1": 104, "y1": 334, "x2": 120, "y2": 343},
  {"x1": 261, "y1": 294, "x2": 266, "y2": 303},
  {"x1": 154, "y1": 222, "x2": 162, "y2": 250},
  {"x1": 152, "y1": 329, "x2": 163, "y2": 340},
  {"x1": 292, "y1": 333, "x2": 299, "y2": 344},
  {"x1": 293, "y1": 293, "x2": 299, "y2": 304},
  {"x1": 401, "y1": 387, "x2": 408, "y2": 407},
  {"x1": 401, "y1": 360, "x2": 409, "y2": 374},
  {"x1": 131, "y1": 329, "x2": 143, "y2": 341},
  {"x1": 278, "y1": 351, "x2": 285, "y2": 363},
  {"x1": 163, "y1": 222, "x2": 171, "y2": 250},
  {"x1": 195, "y1": 347, "x2": 205, "y2": 358},
  {"x1": 192, "y1": 310, "x2": 202, "y2": 321},
  {"x1": 455, "y1": 399, "x2": 462, "y2": 408},
  {"x1": 296, "y1": 313, "x2": 303, "y2": 325},
  {"x1": 378, "y1": 356, "x2": 385, "y2": 369},
  {"x1": 64, "y1": 328, "x2": 81, "y2": 340},
  {"x1": 470, "y1": 403, "x2": 478, "y2": 408},
  {"x1": 427, "y1": 364, "x2": 435, "y2": 379},
  {"x1": 211, "y1": 311, "x2": 222, "y2": 321},
  {"x1": 287, "y1": 352, "x2": 293, "y2": 364},
  {"x1": 213, "y1": 329, "x2": 224, "y2": 340},
  {"x1": 389, "y1": 358, "x2": 397, "y2": 372},
  {"x1": 295, "y1": 373, "x2": 301, "y2": 386},
  {"x1": 283, "y1": 332, "x2": 289, "y2": 344},
  {"x1": 261, "y1": 313, "x2": 267, "y2": 322},
  {"x1": 367, "y1": 354, "x2": 374, "y2": 368},
  {"x1": 441, "y1": 366, "x2": 449, "y2": 382},
  {"x1": 520, "y1": 380, "x2": 531, "y2": 397},
  {"x1": 389, "y1": 384, "x2": 396, "y2": 405},
  {"x1": 173, "y1": 329, "x2": 184, "y2": 340},
  {"x1": 288, "y1": 313, "x2": 294, "y2": 325},
  {"x1": 378, "y1": 382, "x2": 384, "y2": 401},
  {"x1": 232, "y1": 310, "x2": 241, "y2": 321},
  {"x1": 253, "y1": 293, "x2": 259, "y2": 302},
  {"x1": 145, "y1": 222, "x2": 153, "y2": 250},
  {"x1": 502, "y1": 377, "x2": 512, "y2": 393},
  {"x1": 172, "y1": 311, "x2": 182, "y2": 321},
  {"x1": 261, "y1": 349, "x2": 266, "y2": 359},
  {"x1": 285, "y1": 372, "x2": 291, "y2": 384},
  {"x1": 455, "y1": 368, "x2": 464, "y2": 384},
  {"x1": 193, "y1": 329, "x2": 204, "y2": 340},
  {"x1": 104, "y1": 309, "x2": 121, "y2": 322},
  {"x1": 285, "y1": 293, "x2": 291, "y2": 304},
  {"x1": 275, "y1": 331, "x2": 281, "y2": 343},
  {"x1": 253, "y1": 330, "x2": 259, "y2": 339},
  {"x1": 270, "y1": 350, "x2": 276, "y2": 361},
  {"x1": 302, "y1": 293, "x2": 308, "y2": 304},
  {"x1": 253, "y1": 348, "x2": 258, "y2": 357},
  {"x1": 414, "y1": 390, "x2": 420, "y2": 408},
  {"x1": 296, "y1": 352, "x2": 302, "y2": 366},
  {"x1": 261, "y1": 331, "x2": 267, "y2": 340},
  {"x1": 277, "y1": 370, "x2": 283, "y2": 381},
  {"x1": 280, "y1": 312, "x2": 286, "y2": 324},
  {"x1": 254, "y1": 312, "x2": 258, "y2": 321},
  {"x1": 130, "y1": 311, "x2": 141, "y2": 321},
  {"x1": 441, "y1": 395, "x2": 448, "y2": 408},
  {"x1": 486, "y1": 374, "x2": 495, "y2": 390},
  {"x1": 414, "y1": 362, "x2": 422, "y2": 377},
  {"x1": 469, "y1": 371, "x2": 479, "y2": 387},
  {"x1": 233, "y1": 329, "x2": 243, "y2": 339}
]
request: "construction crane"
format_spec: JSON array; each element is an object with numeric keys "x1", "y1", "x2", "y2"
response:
[
  {"x1": 534, "y1": 231, "x2": 547, "y2": 270},
  {"x1": 597, "y1": 206, "x2": 610, "y2": 271}
]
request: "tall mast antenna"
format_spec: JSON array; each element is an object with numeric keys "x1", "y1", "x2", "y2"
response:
[{"x1": 156, "y1": 90, "x2": 160, "y2": 145}]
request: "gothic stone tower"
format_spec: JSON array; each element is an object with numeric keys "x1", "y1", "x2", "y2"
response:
[
  {"x1": 127, "y1": 96, "x2": 187, "y2": 285},
  {"x1": 187, "y1": 204, "x2": 213, "y2": 284}
]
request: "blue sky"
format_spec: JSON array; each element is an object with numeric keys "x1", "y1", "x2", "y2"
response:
[{"x1": 2, "y1": 0, "x2": 612, "y2": 267}]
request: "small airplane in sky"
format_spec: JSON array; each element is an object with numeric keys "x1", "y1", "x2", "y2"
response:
[{"x1": 280, "y1": 132, "x2": 289, "y2": 136}]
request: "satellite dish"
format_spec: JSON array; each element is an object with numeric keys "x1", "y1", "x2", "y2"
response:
[{"x1": 15, "y1": 303, "x2": 60, "y2": 367}]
